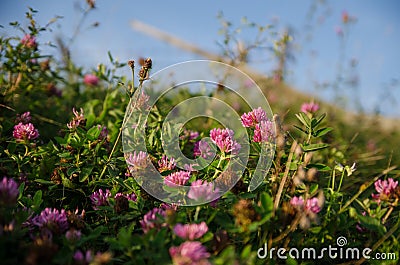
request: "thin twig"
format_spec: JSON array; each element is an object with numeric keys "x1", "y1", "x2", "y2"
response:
[{"x1": 273, "y1": 141, "x2": 298, "y2": 213}]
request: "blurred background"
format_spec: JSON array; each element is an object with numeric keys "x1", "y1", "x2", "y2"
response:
[{"x1": 1, "y1": 0, "x2": 399, "y2": 117}]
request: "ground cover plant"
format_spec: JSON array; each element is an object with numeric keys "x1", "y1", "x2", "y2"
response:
[{"x1": 1, "y1": 6, "x2": 399, "y2": 265}]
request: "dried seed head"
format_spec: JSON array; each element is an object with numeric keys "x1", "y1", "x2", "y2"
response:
[
  {"x1": 86, "y1": 0, "x2": 95, "y2": 9},
  {"x1": 233, "y1": 199, "x2": 260, "y2": 230},
  {"x1": 138, "y1": 57, "x2": 145, "y2": 66},
  {"x1": 128, "y1": 60, "x2": 135, "y2": 69},
  {"x1": 215, "y1": 169, "x2": 237, "y2": 191},
  {"x1": 211, "y1": 230, "x2": 230, "y2": 254},
  {"x1": 304, "y1": 152, "x2": 313, "y2": 165},
  {"x1": 306, "y1": 167, "x2": 319, "y2": 181},
  {"x1": 114, "y1": 195, "x2": 129, "y2": 213},
  {"x1": 51, "y1": 168, "x2": 62, "y2": 185},
  {"x1": 144, "y1": 58, "x2": 152, "y2": 69},
  {"x1": 293, "y1": 166, "x2": 306, "y2": 186},
  {"x1": 138, "y1": 68, "x2": 146, "y2": 80}
]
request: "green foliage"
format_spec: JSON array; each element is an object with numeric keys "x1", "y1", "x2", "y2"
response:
[{"x1": 0, "y1": 7, "x2": 399, "y2": 265}]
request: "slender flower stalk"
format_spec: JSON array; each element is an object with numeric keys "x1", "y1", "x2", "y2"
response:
[{"x1": 99, "y1": 58, "x2": 152, "y2": 179}]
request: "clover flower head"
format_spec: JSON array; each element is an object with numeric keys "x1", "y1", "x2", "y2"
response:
[
  {"x1": 140, "y1": 207, "x2": 166, "y2": 233},
  {"x1": 372, "y1": 178, "x2": 398, "y2": 202},
  {"x1": 253, "y1": 120, "x2": 275, "y2": 143},
  {"x1": 126, "y1": 151, "x2": 148, "y2": 170},
  {"x1": 90, "y1": 189, "x2": 111, "y2": 210},
  {"x1": 164, "y1": 171, "x2": 190, "y2": 188},
  {"x1": 67, "y1": 108, "x2": 85, "y2": 129},
  {"x1": 188, "y1": 180, "x2": 220, "y2": 203},
  {"x1": 300, "y1": 102, "x2": 319, "y2": 114},
  {"x1": 209, "y1": 128, "x2": 241, "y2": 154},
  {"x1": 158, "y1": 155, "x2": 176, "y2": 172},
  {"x1": 21, "y1": 34, "x2": 37, "y2": 49},
  {"x1": 16, "y1": 111, "x2": 32, "y2": 124},
  {"x1": 114, "y1": 192, "x2": 137, "y2": 202},
  {"x1": 13, "y1": 122, "x2": 39, "y2": 141},
  {"x1": 240, "y1": 107, "x2": 268, "y2": 128},
  {"x1": 31, "y1": 208, "x2": 69, "y2": 237},
  {"x1": 83, "y1": 74, "x2": 99, "y2": 86},
  {"x1": 193, "y1": 140, "x2": 214, "y2": 159},
  {"x1": 169, "y1": 241, "x2": 211, "y2": 265},
  {"x1": 0, "y1": 176, "x2": 19, "y2": 205},
  {"x1": 173, "y1": 222, "x2": 208, "y2": 241}
]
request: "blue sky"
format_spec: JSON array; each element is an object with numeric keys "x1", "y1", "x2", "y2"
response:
[{"x1": 1, "y1": 0, "x2": 399, "y2": 117}]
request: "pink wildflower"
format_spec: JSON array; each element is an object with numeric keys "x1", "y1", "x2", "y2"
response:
[
  {"x1": 184, "y1": 163, "x2": 199, "y2": 172},
  {"x1": 169, "y1": 241, "x2": 211, "y2": 265},
  {"x1": 290, "y1": 196, "x2": 304, "y2": 207},
  {"x1": 164, "y1": 171, "x2": 190, "y2": 188},
  {"x1": 97, "y1": 125, "x2": 108, "y2": 140},
  {"x1": 30, "y1": 208, "x2": 69, "y2": 236},
  {"x1": 158, "y1": 155, "x2": 176, "y2": 172},
  {"x1": 134, "y1": 91, "x2": 150, "y2": 110},
  {"x1": 73, "y1": 250, "x2": 93, "y2": 264},
  {"x1": 140, "y1": 207, "x2": 166, "y2": 233},
  {"x1": 0, "y1": 176, "x2": 19, "y2": 205},
  {"x1": 173, "y1": 222, "x2": 208, "y2": 241},
  {"x1": 126, "y1": 151, "x2": 148, "y2": 170},
  {"x1": 65, "y1": 229, "x2": 82, "y2": 242},
  {"x1": 83, "y1": 74, "x2": 99, "y2": 86},
  {"x1": 305, "y1": 197, "x2": 321, "y2": 214},
  {"x1": 90, "y1": 189, "x2": 111, "y2": 210},
  {"x1": 193, "y1": 140, "x2": 214, "y2": 159},
  {"x1": 21, "y1": 34, "x2": 37, "y2": 49},
  {"x1": 209, "y1": 128, "x2": 241, "y2": 154},
  {"x1": 16, "y1": 112, "x2": 32, "y2": 124},
  {"x1": 188, "y1": 180, "x2": 220, "y2": 203},
  {"x1": 290, "y1": 196, "x2": 321, "y2": 214},
  {"x1": 253, "y1": 120, "x2": 275, "y2": 143},
  {"x1": 335, "y1": 26, "x2": 343, "y2": 36},
  {"x1": 290, "y1": 195, "x2": 324, "y2": 229},
  {"x1": 240, "y1": 107, "x2": 268, "y2": 128},
  {"x1": 67, "y1": 108, "x2": 85, "y2": 129},
  {"x1": 372, "y1": 178, "x2": 398, "y2": 202},
  {"x1": 114, "y1": 192, "x2": 137, "y2": 202},
  {"x1": 13, "y1": 122, "x2": 39, "y2": 141},
  {"x1": 300, "y1": 102, "x2": 320, "y2": 114}
]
